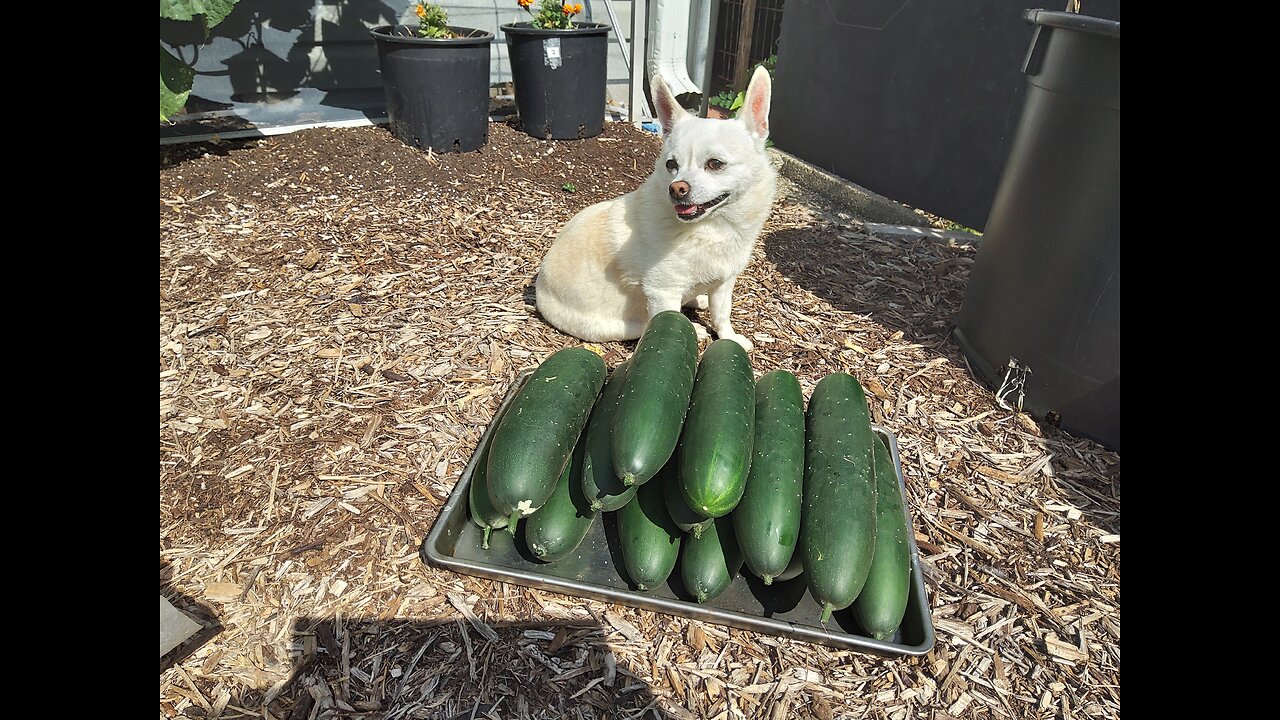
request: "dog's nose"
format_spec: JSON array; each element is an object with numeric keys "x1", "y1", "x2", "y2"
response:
[{"x1": 669, "y1": 180, "x2": 691, "y2": 200}]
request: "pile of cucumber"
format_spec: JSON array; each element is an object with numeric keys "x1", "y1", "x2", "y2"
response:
[{"x1": 468, "y1": 311, "x2": 913, "y2": 640}]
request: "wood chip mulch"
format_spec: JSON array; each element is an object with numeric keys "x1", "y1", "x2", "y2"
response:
[{"x1": 161, "y1": 121, "x2": 1119, "y2": 720}]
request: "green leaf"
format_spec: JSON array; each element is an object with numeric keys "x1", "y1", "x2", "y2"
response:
[
  {"x1": 160, "y1": 45, "x2": 196, "y2": 121},
  {"x1": 160, "y1": 0, "x2": 240, "y2": 28}
]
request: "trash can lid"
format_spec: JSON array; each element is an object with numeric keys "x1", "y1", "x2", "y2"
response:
[{"x1": 1024, "y1": 9, "x2": 1120, "y2": 39}]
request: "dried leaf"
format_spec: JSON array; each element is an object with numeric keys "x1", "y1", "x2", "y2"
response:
[
  {"x1": 864, "y1": 376, "x2": 891, "y2": 400},
  {"x1": 687, "y1": 623, "x2": 706, "y2": 652},
  {"x1": 604, "y1": 611, "x2": 644, "y2": 644},
  {"x1": 976, "y1": 465, "x2": 1031, "y2": 484},
  {"x1": 1044, "y1": 634, "x2": 1089, "y2": 662},
  {"x1": 548, "y1": 627, "x2": 567, "y2": 654},
  {"x1": 204, "y1": 582, "x2": 242, "y2": 603},
  {"x1": 812, "y1": 694, "x2": 834, "y2": 720}
]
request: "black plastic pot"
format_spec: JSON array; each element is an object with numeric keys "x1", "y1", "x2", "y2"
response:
[
  {"x1": 953, "y1": 10, "x2": 1120, "y2": 450},
  {"x1": 370, "y1": 25, "x2": 493, "y2": 152},
  {"x1": 501, "y1": 22, "x2": 610, "y2": 140}
]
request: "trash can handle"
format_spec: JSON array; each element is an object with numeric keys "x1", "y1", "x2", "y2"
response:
[
  {"x1": 1021, "y1": 12, "x2": 1050, "y2": 78},
  {"x1": 1021, "y1": 9, "x2": 1122, "y2": 77}
]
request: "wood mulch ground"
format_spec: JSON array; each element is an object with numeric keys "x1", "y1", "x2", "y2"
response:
[{"x1": 160, "y1": 120, "x2": 1119, "y2": 720}]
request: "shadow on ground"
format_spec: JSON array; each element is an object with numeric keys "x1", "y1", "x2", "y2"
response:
[
  {"x1": 161, "y1": 559, "x2": 223, "y2": 674},
  {"x1": 762, "y1": 226, "x2": 975, "y2": 360},
  {"x1": 1044, "y1": 430, "x2": 1121, "y2": 535},
  {"x1": 161, "y1": 610, "x2": 661, "y2": 719},
  {"x1": 160, "y1": 138, "x2": 262, "y2": 169}
]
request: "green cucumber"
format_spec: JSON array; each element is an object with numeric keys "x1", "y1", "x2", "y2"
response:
[
  {"x1": 799, "y1": 372, "x2": 878, "y2": 623},
  {"x1": 580, "y1": 361, "x2": 637, "y2": 512},
  {"x1": 680, "y1": 515, "x2": 743, "y2": 603},
  {"x1": 468, "y1": 428, "x2": 508, "y2": 550},
  {"x1": 524, "y1": 440, "x2": 596, "y2": 562},
  {"x1": 487, "y1": 348, "x2": 606, "y2": 526},
  {"x1": 616, "y1": 476, "x2": 682, "y2": 590},
  {"x1": 852, "y1": 434, "x2": 913, "y2": 640},
  {"x1": 468, "y1": 394, "x2": 519, "y2": 549},
  {"x1": 678, "y1": 339, "x2": 755, "y2": 518},
  {"x1": 774, "y1": 552, "x2": 805, "y2": 583},
  {"x1": 734, "y1": 370, "x2": 805, "y2": 584},
  {"x1": 612, "y1": 311, "x2": 698, "y2": 486},
  {"x1": 660, "y1": 459, "x2": 712, "y2": 539}
]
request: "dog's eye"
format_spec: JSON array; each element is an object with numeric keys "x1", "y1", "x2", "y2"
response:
[
  {"x1": 665, "y1": 158, "x2": 678, "y2": 172},
  {"x1": 705, "y1": 158, "x2": 725, "y2": 172}
]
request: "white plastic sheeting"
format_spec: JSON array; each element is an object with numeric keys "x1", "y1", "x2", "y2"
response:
[{"x1": 647, "y1": 0, "x2": 699, "y2": 97}]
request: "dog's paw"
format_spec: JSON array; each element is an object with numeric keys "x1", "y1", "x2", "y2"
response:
[
  {"x1": 721, "y1": 332, "x2": 754, "y2": 352},
  {"x1": 693, "y1": 322, "x2": 711, "y2": 343}
]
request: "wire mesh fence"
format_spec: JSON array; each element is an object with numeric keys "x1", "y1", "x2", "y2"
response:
[{"x1": 711, "y1": 0, "x2": 785, "y2": 93}]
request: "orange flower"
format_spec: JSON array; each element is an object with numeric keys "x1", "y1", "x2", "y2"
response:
[
  {"x1": 518, "y1": 0, "x2": 533, "y2": 7},
  {"x1": 415, "y1": 3, "x2": 426, "y2": 18}
]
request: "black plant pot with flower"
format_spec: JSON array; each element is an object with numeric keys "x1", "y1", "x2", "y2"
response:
[
  {"x1": 501, "y1": 21, "x2": 610, "y2": 140},
  {"x1": 370, "y1": 24, "x2": 494, "y2": 152}
]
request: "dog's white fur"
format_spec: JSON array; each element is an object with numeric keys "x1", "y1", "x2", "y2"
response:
[{"x1": 534, "y1": 66, "x2": 777, "y2": 351}]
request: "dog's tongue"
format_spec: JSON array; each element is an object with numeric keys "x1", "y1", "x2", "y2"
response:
[{"x1": 675, "y1": 203, "x2": 699, "y2": 217}]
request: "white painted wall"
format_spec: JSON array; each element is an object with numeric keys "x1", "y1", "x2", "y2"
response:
[{"x1": 441, "y1": 0, "x2": 637, "y2": 108}]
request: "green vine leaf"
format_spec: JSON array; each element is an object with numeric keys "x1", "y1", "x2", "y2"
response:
[
  {"x1": 160, "y1": 45, "x2": 196, "y2": 121},
  {"x1": 160, "y1": 0, "x2": 240, "y2": 28}
]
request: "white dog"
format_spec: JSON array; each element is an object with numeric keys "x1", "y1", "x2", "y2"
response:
[{"x1": 534, "y1": 66, "x2": 777, "y2": 351}]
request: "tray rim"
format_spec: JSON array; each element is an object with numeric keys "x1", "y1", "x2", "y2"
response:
[{"x1": 421, "y1": 369, "x2": 936, "y2": 656}]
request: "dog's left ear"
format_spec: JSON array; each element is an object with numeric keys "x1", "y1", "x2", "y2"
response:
[{"x1": 738, "y1": 65, "x2": 772, "y2": 144}]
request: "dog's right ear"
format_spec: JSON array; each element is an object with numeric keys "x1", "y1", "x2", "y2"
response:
[{"x1": 651, "y1": 74, "x2": 689, "y2": 137}]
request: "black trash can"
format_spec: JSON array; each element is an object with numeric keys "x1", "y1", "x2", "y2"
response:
[
  {"x1": 953, "y1": 10, "x2": 1120, "y2": 450},
  {"x1": 501, "y1": 22, "x2": 610, "y2": 140},
  {"x1": 371, "y1": 25, "x2": 493, "y2": 152}
]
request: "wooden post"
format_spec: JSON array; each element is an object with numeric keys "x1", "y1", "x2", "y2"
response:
[
  {"x1": 630, "y1": 0, "x2": 650, "y2": 122},
  {"x1": 732, "y1": 0, "x2": 759, "y2": 91}
]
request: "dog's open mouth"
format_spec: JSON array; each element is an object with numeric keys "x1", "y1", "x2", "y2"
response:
[{"x1": 674, "y1": 193, "x2": 730, "y2": 221}]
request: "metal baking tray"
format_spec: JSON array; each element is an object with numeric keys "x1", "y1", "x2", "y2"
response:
[{"x1": 421, "y1": 371, "x2": 935, "y2": 656}]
